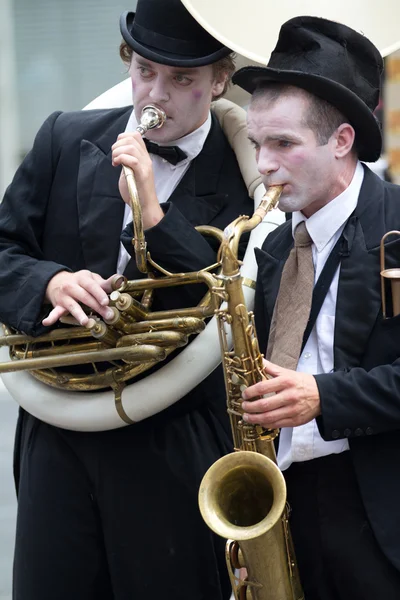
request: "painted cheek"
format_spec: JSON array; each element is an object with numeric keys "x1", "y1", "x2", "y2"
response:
[
  {"x1": 192, "y1": 89, "x2": 203, "y2": 101},
  {"x1": 287, "y1": 149, "x2": 308, "y2": 167}
]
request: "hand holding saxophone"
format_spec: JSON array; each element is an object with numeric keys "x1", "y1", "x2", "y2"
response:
[
  {"x1": 241, "y1": 359, "x2": 321, "y2": 429},
  {"x1": 42, "y1": 269, "x2": 116, "y2": 327},
  {"x1": 112, "y1": 131, "x2": 164, "y2": 229}
]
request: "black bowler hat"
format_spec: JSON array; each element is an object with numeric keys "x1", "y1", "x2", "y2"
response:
[
  {"x1": 233, "y1": 16, "x2": 383, "y2": 162},
  {"x1": 120, "y1": 0, "x2": 232, "y2": 68}
]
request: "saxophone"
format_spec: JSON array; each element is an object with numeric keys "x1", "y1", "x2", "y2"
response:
[{"x1": 198, "y1": 186, "x2": 304, "y2": 600}]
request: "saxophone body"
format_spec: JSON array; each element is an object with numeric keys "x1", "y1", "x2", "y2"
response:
[{"x1": 198, "y1": 186, "x2": 304, "y2": 600}]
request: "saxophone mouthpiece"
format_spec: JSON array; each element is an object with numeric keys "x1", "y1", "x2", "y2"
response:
[
  {"x1": 264, "y1": 185, "x2": 284, "y2": 207},
  {"x1": 254, "y1": 185, "x2": 284, "y2": 221}
]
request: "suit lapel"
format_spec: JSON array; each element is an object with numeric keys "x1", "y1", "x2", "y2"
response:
[
  {"x1": 334, "y1": 166, "x2": 387, "y2": 368},
  {"x1": 168, "y1": 114, "x2": 230, "y2": 225},
  {"x1": 77, "y1": 108, "x2": 131, "y2": 277}
]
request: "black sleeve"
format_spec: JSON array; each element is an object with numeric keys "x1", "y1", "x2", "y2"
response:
[
  {"x1": 315, "y1": 361, "x2": 400, "y2": 440},
  {"x1": 122, "y1": 202, "x2": 217, "y2": 271},
  {"x1": 0, "y1": 112, "x2": 70, "y2": 335}
]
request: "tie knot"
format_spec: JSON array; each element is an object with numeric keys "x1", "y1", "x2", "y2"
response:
[{"x1": 294, "y1": 222, "x2": 312, "y2": 247}]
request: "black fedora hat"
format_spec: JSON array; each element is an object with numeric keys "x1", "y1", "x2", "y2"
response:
[
  {"x1": 120, "y1": 0, "x2": 232, "y2": 68},
  {"x1": 232, "y1": 16, "x2": 383, "y2": 162}
]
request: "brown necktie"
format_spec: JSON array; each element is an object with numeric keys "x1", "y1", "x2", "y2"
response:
[{"x1": 266, "y1": 221, "x2": 314, "y2": 370}]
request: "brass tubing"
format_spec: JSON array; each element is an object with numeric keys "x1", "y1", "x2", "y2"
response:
[
  {"x1": 196, "y1": 224, "x2": 225, "y2": 243},
  {"x1": 140, "y1": 287, "x2": 154, "y2": 311},
  {"x1": 122, "y1": 104, "x2": 166, "y2": 274},
  {"x1": 31, "y1": 363, "x2": 143, "y2": 391},
  {"x1": 13, "y1": 341, "x2": 108, "y2": 359},
  {"x1": 0, "y1": 345, "x2": 166, "y2": 373},
  {"x1": 123, "y1": 164, "x2": 148, "y2": 274},
  {"x1": 135, "y1": 305, "x2": 214, "y2": 323},
  {"x1": 0, "y1": 327, "x2": 93, "y2": 347},
  {"x1": 120, "y1": 316, "x2": 205, "y2": 335},
  {"x1": 116, "y1": 331, "x2": 188, "y2": 348},
  {"x1": 118, "y1": 271, "x2": 217, "y2": 293}
]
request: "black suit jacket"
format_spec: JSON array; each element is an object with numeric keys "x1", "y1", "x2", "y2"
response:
[{"x1": 254, "y1": 164, "x2": 400, "y2": 570}]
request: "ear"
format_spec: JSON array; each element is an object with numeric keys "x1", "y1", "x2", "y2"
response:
[
  {"x1": 334, "y1": 123, "x2": 356, "y2": 158},
  {"x1": 211, "y1": 72, "x2": 228, "y2": 98}
]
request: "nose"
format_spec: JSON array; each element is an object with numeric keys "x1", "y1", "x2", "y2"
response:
[
  {"x1": 256, "y1": 147, "x2": 279, "y2": 177},
  {"x1": 149, "y1": 76, "x2": 170, "y2": 103}
]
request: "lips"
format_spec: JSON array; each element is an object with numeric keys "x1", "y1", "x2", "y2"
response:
[{"x1": 266, "y1": 182, "x2": 287, "y2": 189}]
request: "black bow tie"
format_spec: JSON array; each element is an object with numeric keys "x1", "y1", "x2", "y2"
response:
[{"x1": 144, "y1": 138, "x2": 187, "y2": 166}]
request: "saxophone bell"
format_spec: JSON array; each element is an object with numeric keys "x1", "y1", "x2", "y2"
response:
[{"x1": 199, "y1": 452, "x2": 299, "y2": 600}]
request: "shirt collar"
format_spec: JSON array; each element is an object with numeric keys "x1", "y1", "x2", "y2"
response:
[
  {"x1": 292, "y1": 161, "x2": 364, "y2": 252},
  {"x1": 125, "y1": 109, "x2": 211, "y2": 165}
]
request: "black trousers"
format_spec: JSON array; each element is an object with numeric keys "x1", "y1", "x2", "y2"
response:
[
  {"x1": 12, "y1": 406, "x2": 232, "y2": 600},
  {"x1": 285, "y1": 452, "x2": 400, "y2": 600}
]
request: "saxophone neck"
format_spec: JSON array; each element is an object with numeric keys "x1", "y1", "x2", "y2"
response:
[
  {"x1": 219, "y1": 185, "x2": 283, "y2": 278},
  {"x1": 219, "y1": 215, "x2": 249, "y2": 278}
]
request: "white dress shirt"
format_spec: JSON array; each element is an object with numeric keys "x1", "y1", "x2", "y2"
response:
[
  {"x1": 116, "y1": 110, "x2": 212, "y2": 274},
  {"x1": 277, "y1": 162, "x2": 365, "y2": 471}
]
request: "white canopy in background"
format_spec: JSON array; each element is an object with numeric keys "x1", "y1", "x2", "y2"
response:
[{"x1": 181, "y1": 0, "x2": 400, "y2": 62}]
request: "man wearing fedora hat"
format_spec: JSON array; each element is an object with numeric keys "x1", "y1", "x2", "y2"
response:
[
  {"x1": 0, "y1": 1, "x2": 255, "y2": 599},
  {"x1": 234, "y1": 16, "x2": 400, "y2": 600}
]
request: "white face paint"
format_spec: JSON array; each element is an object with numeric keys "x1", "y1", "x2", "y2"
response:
[
  {"x1": 247, "y1": 94, "x2": 345, "y2": 217},
  {"x1": 129, "y1": 53, "x2": 225, "y2": 143}
]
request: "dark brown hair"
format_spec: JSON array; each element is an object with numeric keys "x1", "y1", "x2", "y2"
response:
[{"x1": 252, "y1": 82, "x2": 356, "y2": 150}]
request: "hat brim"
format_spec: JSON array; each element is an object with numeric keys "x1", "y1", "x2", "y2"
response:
[
  {"x1": 232, "y1": 66, "x2": 382, "y2": 162},
  {"x1": 120, "y1": 12, "x2": 232, "y2": 68}
]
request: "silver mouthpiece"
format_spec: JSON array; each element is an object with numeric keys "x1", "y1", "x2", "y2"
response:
[{"x1": 137, "y1": 105, "x2": 167, "y2": 136}]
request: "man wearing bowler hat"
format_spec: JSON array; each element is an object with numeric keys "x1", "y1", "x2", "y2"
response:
[
  {"x1": 0, "y1": 1, "x2": 255, "y2": 599},
  {"x1": 234, "y1": 16, "x2": 400, "y2": 600}
]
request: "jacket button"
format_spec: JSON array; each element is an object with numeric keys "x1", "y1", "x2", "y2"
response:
[
  {"x1": 366, "y1": 427, "x2": 374, "y2": 435},
  {"x1": 355, "y1": 428, "x2": 363, "y2": 436},
  {"x1": 343, "y1": 428, "x2": 351, "y2": 437},
  {"x1": 332, "y1": 430, "x2": 340, "y2": 439}
]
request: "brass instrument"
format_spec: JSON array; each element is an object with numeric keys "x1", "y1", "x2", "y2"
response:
[
  {"x1": 0, "y1": 104, "x2": 223, "y2": 423},
  {"x1": 380, "y1": 230, "x2": 400, "y2": 318},
  {"x1": 199, "y1": 185, "x2": 304, "y2": 600}
]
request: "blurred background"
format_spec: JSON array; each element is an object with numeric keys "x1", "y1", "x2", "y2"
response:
[
  {"x1": 0, "y1": 1, "x2": 400, "y2": 598},
  {"x1": 0, "y1": 0, "x2": 138, "y2": 199}
]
